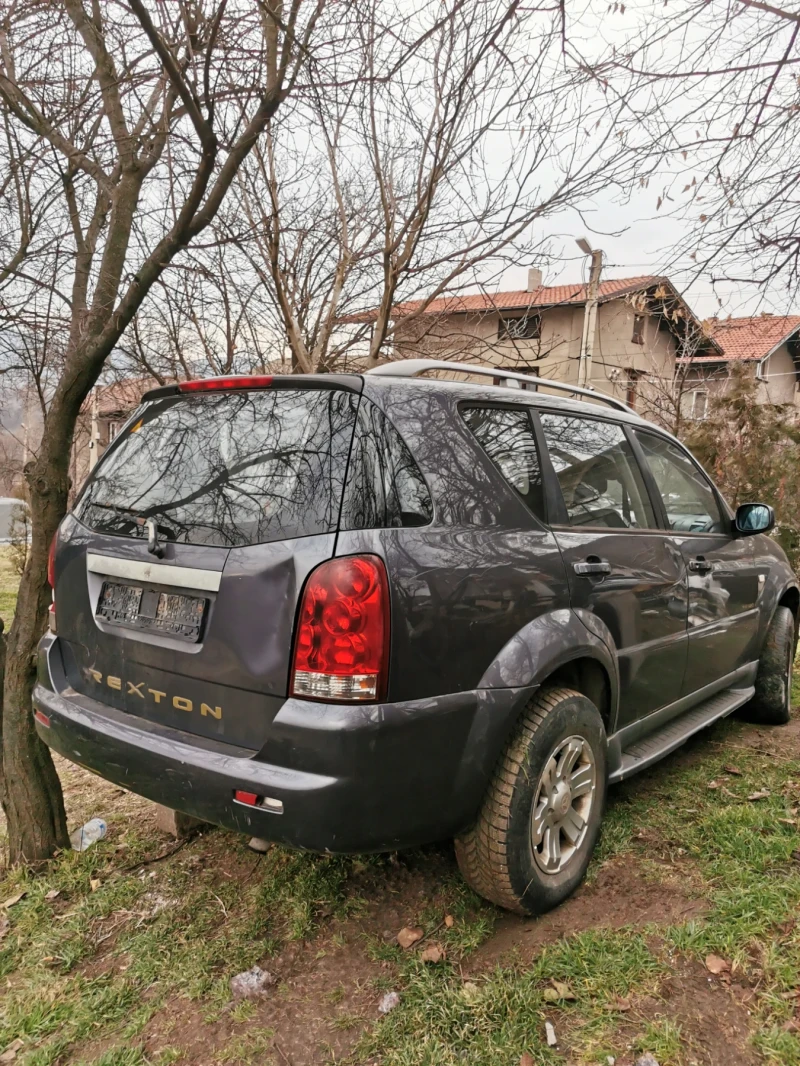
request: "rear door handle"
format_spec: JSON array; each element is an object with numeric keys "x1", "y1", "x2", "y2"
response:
[
  {"x1": 689, "y1": 557, "x2": 712, "y2": 574},
  {"x1": 573, "y1": 558, "x2": 611, "y2": 576}
]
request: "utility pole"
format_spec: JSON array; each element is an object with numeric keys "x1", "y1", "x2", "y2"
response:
[{"x1": 576, "y1": 238, "x2": 603, "y2": 388}]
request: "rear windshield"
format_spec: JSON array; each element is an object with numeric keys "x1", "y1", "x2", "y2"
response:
[{"x1": 73, "y1": 388, "x2": 358, "y2": 548}]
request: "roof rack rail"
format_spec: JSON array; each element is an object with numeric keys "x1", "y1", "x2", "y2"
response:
[{"x1": 365, "y1": 359, "x2": 633, "y2": 414}]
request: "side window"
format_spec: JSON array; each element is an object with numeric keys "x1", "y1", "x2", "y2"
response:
[
  {"x1": 634, "y1": 432, "x2": 725, "y2": 534},
  {"x1": 461, "y1": 406, "x2": 546, "y2": 521},
  {"x1": 540, "y1": 413, "x2": 656, "y2": 530},
  {"x1": 340, "y1": 397, "x2": 433, "y2": 530}
]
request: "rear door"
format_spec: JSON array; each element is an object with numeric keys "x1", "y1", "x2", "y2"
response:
[
  {"x1": 536, "y1": 410, "x2": 689, "y2": 728},
  {"x1": 632, "y1": 430, "x2": 760, "y2": 694},
  {"x1": 56, "y1": 381, "x2": 359, "y2": 749}
]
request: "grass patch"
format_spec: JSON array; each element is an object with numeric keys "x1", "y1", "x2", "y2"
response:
[
  {"x1": 348, "y1": 715, "x2": 800, "y2": 1065},
  {"x1": 4, "y1": 719, "x2": 800, "y2": 1065},
  {"x1": 2, "y1": 531, "x2": 800, "y2": 1066},
  {"x1": 0, "y1": 543, "x2": 19, "y2": 626}
]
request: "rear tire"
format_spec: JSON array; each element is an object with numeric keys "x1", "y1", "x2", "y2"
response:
[
  {"x1": 746, "y1": 606, "x2": 796, "y2": 725},
  {"x1": 455, "y1": 686, "x2": 607, "y2": 915}
]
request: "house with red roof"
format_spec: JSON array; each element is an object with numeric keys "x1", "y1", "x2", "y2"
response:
[
  {"x1": 347, "y1": 270, "x2": 719, "y2": 415},
  {"x1": 680, "y1": 314, "x2": 800, "y2": 419}
]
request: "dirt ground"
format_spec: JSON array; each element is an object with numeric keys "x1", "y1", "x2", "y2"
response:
[{"x1": 18, "y1": 710, "x2": 796, "y2": 1066}]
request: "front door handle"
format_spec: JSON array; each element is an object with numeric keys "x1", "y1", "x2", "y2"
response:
[
  {"x1": 689, "y1": 557, "x2": 712, "y2": 574},
  {"x1": 573, "y1": 558, "x2": 611, "y2": 576}
]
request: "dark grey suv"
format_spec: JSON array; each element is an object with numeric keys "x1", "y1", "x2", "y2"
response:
[{"x1": 34, "y1": 360, "x2": 798, "y2": 914}]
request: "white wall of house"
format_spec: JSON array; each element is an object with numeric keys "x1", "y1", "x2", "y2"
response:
[{"x1": 756, "y1": 344, "x2": 798, "y2": 405}]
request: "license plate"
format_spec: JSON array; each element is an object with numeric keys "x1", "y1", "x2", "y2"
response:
[
  {"x1": 97, "y1": 581, "x2": 142, "y2": 624},
  {"x1": 154, "y1": 592, "x2": 207, "y2": 638},
  {"x1": 97, "y1": 581, "x2": 207, "y2": 642}
]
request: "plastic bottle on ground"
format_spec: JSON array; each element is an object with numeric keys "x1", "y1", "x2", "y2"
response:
[{"x1": 70, "y1": 818, "x2": 107, "y2": 851}]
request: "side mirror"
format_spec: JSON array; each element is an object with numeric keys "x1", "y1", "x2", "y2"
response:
[{"x1": 735, "y1": 502, "x2": 775, "y2": 536}]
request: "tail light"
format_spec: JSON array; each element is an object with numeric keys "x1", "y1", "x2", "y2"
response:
[
  {"x1": 47, "y1": 530, "x2": 58, "y2": 633},
  {"x1": 290, "y1": 555, "x2": 390, "y2": 702},
  {"x1": 178, "y1": 376, "x2": 273, "y2": 393}
]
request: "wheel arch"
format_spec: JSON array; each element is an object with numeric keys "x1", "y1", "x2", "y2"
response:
[
  {"x1": 477, "y1": 607, "x2": 619, "y2": 731},
  {"x1": 543, "y1": 658, "x2": 612, "y2": 732},
  {"x1": 778, "y1": 585, "x2": 799, "y2": 622}
]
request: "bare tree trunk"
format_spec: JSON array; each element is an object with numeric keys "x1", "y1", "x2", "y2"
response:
[
  {"x1": 1, "y1": 431, "x2": 71, "y2": 861},
  {"x1": 0, "y1": 0, "x2": 321, "y2": 863}
]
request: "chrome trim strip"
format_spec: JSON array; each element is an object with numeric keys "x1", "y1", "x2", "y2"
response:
[{"x1": 86, "y1": 552, "x2": 222, "y2": 592}]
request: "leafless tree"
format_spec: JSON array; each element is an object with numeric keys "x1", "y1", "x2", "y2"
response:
[
  {"x1": 0, "y1": 0, "x2": 651, "y2": 865},
  {"x1": 0, "y1": 0, "x2": 335, "y2": 863},
  {"x1": 118, "y1": 237, "x2": 284, "y2": 383},
  {"x1": 225, "y1": 0, "x2": 646, "y2": 372},
  {"x1": 598, "y1": 0, "x2": 800, "y2": 296}
]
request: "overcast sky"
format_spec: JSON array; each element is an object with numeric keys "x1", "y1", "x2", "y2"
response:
[
  {"x1": 498, "y1": 183, "x2": 794, "y2": 323},
  {"x1": 492, "y1": 0, "x2": 799, "y2": 325}
]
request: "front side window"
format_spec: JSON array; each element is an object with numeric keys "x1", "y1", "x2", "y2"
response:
[
  {"x1": 540, "y1": 413, "x2": 655, "y2": 529},
  {"x1": 74, "y1": 388, "x2": 357, "y2": 547},
  {"x1": 634, "y1": 431, "x2": 725, "y2": 534},
  {"x1": 461, "y1": 406, "x2": 545, "y2": 521}
]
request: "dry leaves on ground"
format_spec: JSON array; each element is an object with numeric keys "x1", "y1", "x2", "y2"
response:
[
  {"x1": 396, "y1": 926, "x2": 424, "y2": 949},
  {"x1": 544, "y1": 980, "x2": 576, "y2": 1002},
  {"x1": 705, "y1": 954, "x2": 731, "y2": 975},
  {"x1": 420, "y1": 942, "x2": 446, "y2": 964},
  {"x1": 0, "y1": 1039, "x2": 24, "y2": 1063}
]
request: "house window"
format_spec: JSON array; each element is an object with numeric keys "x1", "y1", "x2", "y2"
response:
[
  {"x1": 684, "y1": 390, "x2": 708, "y2": 421},
  {"x1": 756, "y1": 356, "x2": 770, "y2": 382},
  {"x1": 519, "y1": 367, "x2": 539, "y2": 391},
  {"x1": 625, "y1": 368, "x2": 644, "y2": 409},
  {"x1": 631, "y1": 314, "x2": 646, "y2": 345},
  {"x1": 108, "y1": 421, "x2": 122, "y2": 441},
  {"x1": 498, "y1": 314, "x2": 542, "y2": 341}
]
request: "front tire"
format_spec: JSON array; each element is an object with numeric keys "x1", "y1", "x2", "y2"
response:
[
  {"x1": 746, "y1": 606, "x2": 796, "y2": 725},
  {"x1": 455, "y1": 686, "x2": 607, "y2": 915}
]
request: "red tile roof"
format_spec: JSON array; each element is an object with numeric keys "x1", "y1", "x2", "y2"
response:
[
  {"x1": 340, "y1": 275, "x2": 664, "y2": 322},
  {"x1": 693, "y1": 315, "x2": 800, "y2": 364}
]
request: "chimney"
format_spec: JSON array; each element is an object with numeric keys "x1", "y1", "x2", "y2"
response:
[{"x1": 527, "y1": 267, "x2": 543, "y2": 292}]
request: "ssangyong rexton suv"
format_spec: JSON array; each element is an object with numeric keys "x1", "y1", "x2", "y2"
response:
[{"x1": 34, "y1": 360, "x2": 798, "y2": 914}]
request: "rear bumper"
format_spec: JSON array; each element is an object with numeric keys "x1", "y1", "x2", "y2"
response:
[{"x1": 35, "y1": 634, "x2": 533, "y2": 852}]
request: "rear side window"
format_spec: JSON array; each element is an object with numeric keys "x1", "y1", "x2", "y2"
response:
[
  {"x1": 540, "y1": 413, "x2": 655, "y2": 529},
  {"x1": 340, "y1": 396, "x2": 433, "y2": 530},
  {"x1": 461, "y1": 406, "x2": 546, "y2": 521},
  {"x1": 74, "y1": 388, "x2": 357, "y2": 547}
]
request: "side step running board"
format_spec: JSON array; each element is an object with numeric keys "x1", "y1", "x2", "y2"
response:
[{"x1": 608, "y1": 685, "x2": 755, "y2": 784}]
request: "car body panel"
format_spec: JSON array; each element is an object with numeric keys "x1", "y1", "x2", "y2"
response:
[
  {"x1": 550, "y1": 528, "x2": 688, "y2": 725},
  {"x1": 35, "y1": 632, "x2": 532, "y2": 851},
  {"x1": 676, "y1": 531, "x2": 761, "y2": 694},
  {"x1": 34, "y1": 372, "x2": 799, "y2": 855}
]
